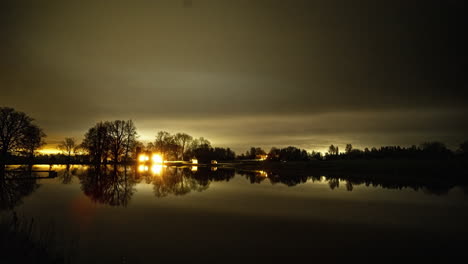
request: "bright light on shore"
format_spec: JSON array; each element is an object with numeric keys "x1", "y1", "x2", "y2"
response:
[
  {"x1": 138, "y1": 165, "x2": 149, "y2": 172},
  {"x1": 139, "y1": 154, "x2": 149, "y2": 162},
  {"x1": 151, "y1": 164, "x2": 163, "y2": 175},
  {"x1": 152, "y1": 154, "x2": 163, "y2": 164}
]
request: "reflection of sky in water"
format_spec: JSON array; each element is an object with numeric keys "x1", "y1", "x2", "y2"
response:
[{"x1": 2, "y1": 165, "x2": 468, "y2": 262}]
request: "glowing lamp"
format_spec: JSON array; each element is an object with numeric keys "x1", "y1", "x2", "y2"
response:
[
  {"x1": 139, "y1": 154, "x2": 150, "y2": 162},
  {"x1": 151, "y1": 164, "x2": 163, "y2": 175},
  {"x1": 138, "y1": 165, "x2": 149, "y2": 172},
  {"x1": 152, "y1": 154, "x2": 163, "y2": 164}
]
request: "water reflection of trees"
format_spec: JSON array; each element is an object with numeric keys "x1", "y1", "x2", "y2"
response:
[
  {"x1": 78, "y1": 165, "x2": 137, "y2": 207},
  {"x1": 0, "y1": 168, "x2": 40, "y2": 211},
  {"x1": 137, "y1": 167, "x2": 235, "y2": 198},
  {"x1": 237, "y1": 170, "x2": 467, "y2": 195},
  {"x1": 57, "y1": 164, "x2": 82, "y2": 184}
]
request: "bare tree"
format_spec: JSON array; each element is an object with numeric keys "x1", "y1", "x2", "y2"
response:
[
  {"x1": 108, "y1": 120, "x2": 126, "y2": 163},
  {"x1": 174, "y1": 133, "x2": 193, "y2": 160},
  {"x1": 57, "y1": 137, "x2": 77, "y2": 159},
  {"x1": 154, "y1": 131, "x2": 177, "y2": 160},
  {"x1": 82, "y1": 120, "x2": 138, "y2": 164},
  {"x1": 123, "y1": 120, "x2": 137, "y2": 162}
]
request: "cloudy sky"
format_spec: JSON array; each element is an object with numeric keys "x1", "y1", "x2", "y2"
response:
[{"x1": 1, "y1": 0, "x2": 467, "y2": 153}]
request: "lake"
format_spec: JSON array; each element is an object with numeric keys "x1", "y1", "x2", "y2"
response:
[{"x1": 1, "y1": 164, "x2": 468, "y2": 263}]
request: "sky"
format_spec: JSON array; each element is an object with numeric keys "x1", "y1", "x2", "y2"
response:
[{"x1": 1, "y1": 0, "x2": 467, "y2": 153}]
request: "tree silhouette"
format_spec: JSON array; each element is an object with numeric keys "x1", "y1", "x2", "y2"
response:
[
  {"x1": 174, "y1": 133, "x2": 193, "y2": 160},
  {"x1": 123, "y1": 120, "x2": 137, "y2": 162},
  {"x1": 0, "y1": 107, "x2": 45, "y2": 166},
  {"x1": 328, "y1": 145, "x2": 339, "y2": 156},
  {"x1": 81, "y1": 122, "x2": 110, "y2": 164},
  {"x1": 154, "y1": 131, "x2": 178, "y2": 160},
  {"x1": 345, "y1": 144, "x2": 353, "y2": 154},
  {"x1": 57, "y1": 137, "x2": 77, "y2": 162},
  {"x1": 81, "y1": 120, "x2": 137, "y2": 164},
  {"x1": 18, "y1": 124, "x2": 46, "y2": 163}
]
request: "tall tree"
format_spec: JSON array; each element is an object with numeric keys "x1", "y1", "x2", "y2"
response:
[
  {"x1": 345, "y1": 144, "x2": 353, "y2": 154},
  {"x1": 0, "y1": 107, "x2": 45, "y2": 165},
  {"x1": 108, "y1": 120, "x2": 126, "y2": 163},
  {"x1": 154, "y1": 131, "x2": 178, "y2": 160},
  {"x1": 19, "y1": 124, "x2": 46, "y2": 162},
  {"x1": 82, "y1": 120, "x2": 138, "y2": 164},
  {"x1": 82, "y1": 122, "x2": 110, "y2": 164},
  {"x1": 57, "y1": 137, "x2": 77, "y2": 160},
  {"x1": 328, "y1": 145, "x2": 339, "y2": 156},
  {"x1": 123, "y1": 120, "x2": 138, "y2": 162},
  {"x1": 174, "y1": 133, "x2": 193, "y2": 160}
]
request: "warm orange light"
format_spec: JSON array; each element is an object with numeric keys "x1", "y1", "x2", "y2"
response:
[
  {"x1": 191, "y1": 159, "x2": 198, "y2": 164},
  {"x1": 191, "y1": 166, "x2": 198, "y2": 172},
  {"x1": 138, "y1": 165, "x2": 149, "y2": 172},
  {"x1": 152, "y1": 154, "x2": 163, "y2": 164},
  {"x1": 151, "y1": 164, "x2": 163, "y2": 175},
  {"x1": 38, "y1": 148, "x2": 61, "y2": 155},
  {"x1": 139, "y1": 154, "x2": 149, "y2": 162},
  {"x1": 258, "y1": 170, "x2": 268, "y2": 177}
]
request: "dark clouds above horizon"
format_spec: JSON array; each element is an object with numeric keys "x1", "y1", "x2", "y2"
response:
[{"x1": 1, "y1": 0, "x2": 467, "y2": 152}]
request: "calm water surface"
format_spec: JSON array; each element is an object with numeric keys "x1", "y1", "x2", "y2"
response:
[{"x1": 2, "y1": 165, "x2": 468, "y2": 262}]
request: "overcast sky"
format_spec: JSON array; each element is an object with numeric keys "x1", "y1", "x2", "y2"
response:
[{"x1": 1, "y1": 0, "x2": 467, "y2": 153}]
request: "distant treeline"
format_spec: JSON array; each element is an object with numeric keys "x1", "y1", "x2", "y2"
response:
[
  {"x1": 1, "y1": 107, "x2": 467, "y2": 165},
  {"x1": 237, "y1": 142, "x2": 468, "y2": 162}
]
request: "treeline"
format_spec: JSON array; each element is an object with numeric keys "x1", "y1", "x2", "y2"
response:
[
  {"x1": 238, "y1": 141, "x2": 468, "y2": 162},
  {"x1": 0, "y1": 107, "x2": 237, "y2": 165},
  {"x1": 1, "y1": 107, "x2": 468, "y2": 166},
  {"x1": 323, "y1": 142, "x2": 468, "y2": 160},
  {"x1": 144, "y1": 131, "x2": 235, "y2": 163},
  {"x1": 52, "y1": 129, "x2": 236, "y2": 164}
]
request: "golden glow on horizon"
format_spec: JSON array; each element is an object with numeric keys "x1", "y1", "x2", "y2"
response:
[{"x1": 37, "y1": 148, "x2": 61, "y2": 155}]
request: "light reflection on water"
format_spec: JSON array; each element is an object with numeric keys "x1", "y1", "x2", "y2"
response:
[{"x1": 1, "y1": 165, "x2": 468, "y2": 262}]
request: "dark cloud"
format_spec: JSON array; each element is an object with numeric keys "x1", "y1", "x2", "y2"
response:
[{"x1": 1, "y1": 0, "x2": 466, "y2": 151}]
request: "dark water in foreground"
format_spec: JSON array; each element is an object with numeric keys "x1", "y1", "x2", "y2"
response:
[{"x1": 2, "y1": 165, "x2": 468, "y2": 263}]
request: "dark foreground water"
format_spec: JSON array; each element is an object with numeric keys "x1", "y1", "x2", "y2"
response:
[{"x1": 1, "y1": 165, "x2": 468, "y2": 263}]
